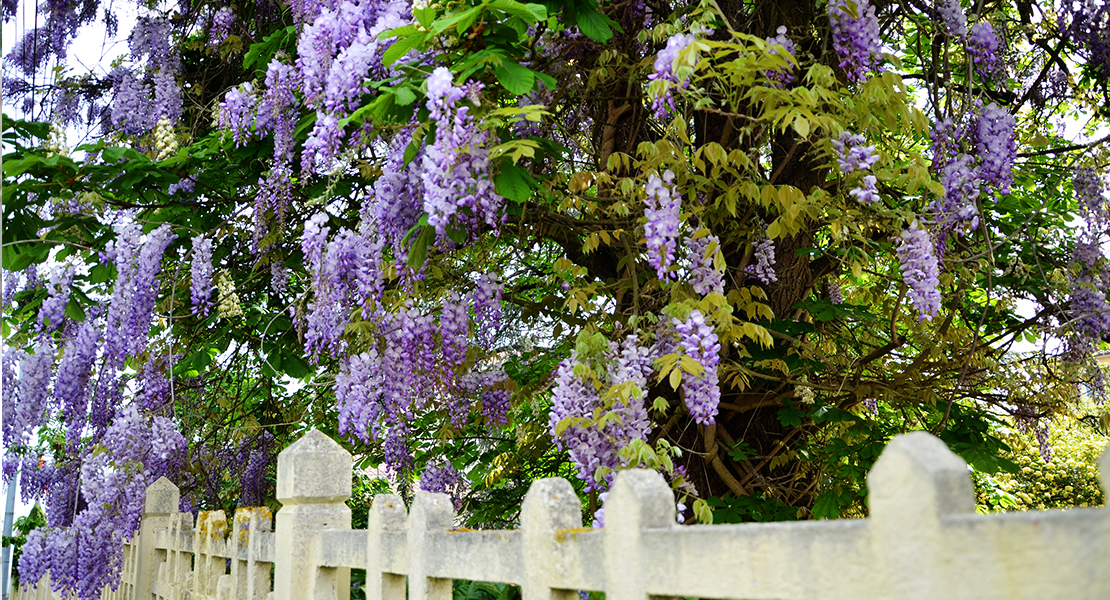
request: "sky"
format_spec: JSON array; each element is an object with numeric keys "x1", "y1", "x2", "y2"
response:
[{"x1": 2, "y1": 0, "x2": 138, "y2": 146}]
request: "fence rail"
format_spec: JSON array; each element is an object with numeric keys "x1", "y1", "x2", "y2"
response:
[{"x1": 14, "y1": 429, "x2": 1110, "y2": 600}]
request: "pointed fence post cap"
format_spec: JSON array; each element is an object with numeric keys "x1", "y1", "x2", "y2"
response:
[
  {"x1": 145, "y1": 476, "x2": 180, "y2": 516},
  {"x1": 409, "y1": 491, "x2": 454, "y2": 531},
  {"x1": 277, "y1": 429, "x2": 352, "y2": 505},
  {"x1": 606, "y1": 469, "x2": 675, "y2": 529},
  {"x1": 369, "y1": 494, "x2": 408, "y2": 531},
  {"x1": 522, "y1": 477, "x2": 581, "y2": 533},
  {"x1": 867, "y1": 431, "x2": 974, "y2": 520}
]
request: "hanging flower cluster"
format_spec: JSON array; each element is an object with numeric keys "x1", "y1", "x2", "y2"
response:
[
  {"x1": 549, "y1": 335, "x2": 654, "y2": 492},
  {"x1": 648, "y1": 33, "x2": 699, "y2": 117},
  {"x1": 828, "y1": 0, "x2": 883, "y2": 81},
  {"x1": 644, "y1": 170, "x2": 682, "y2": 279},
  {"x1": 832, "y1": 131, "x2": 881, "y2": 204},
  {"x1": 897, "y1": 224, "x2": 942, "y2": 320},
  {"x1": 927, "y1": 103, "x2": 1015, "y2": 236}
]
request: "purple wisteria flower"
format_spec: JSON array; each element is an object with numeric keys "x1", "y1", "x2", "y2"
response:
[
  {"x1": 152, "y1": 69, "x2": 182, "y2": 123},
  {"x1": 649, "y1": 33, "x2": 698, "y2": 118},
  {"x1": 472, "y1": 272, "x2": 503, "y2": 347},
  {"x1": 210, "y1": 7, "x2": 236, "y2": 46},
  {"x1": 4, "y1": 341, "x2": 54, "y2": 449},
  {"x1": 746, "y1": 237, "x2": 777, "y2": 285},
  {"x1": 644, "y1": 170, "x2": 681, "y2": 280},
  {"x1": 549, "y1": 335, "x2": 653, "y2": 492},
  {"x1": 421, "y1": 67, "x2": 503, "y2": 243},
  {"x1": 419, "y1": 462, "x2": 459, "y2": 494},
  {"x1": 55, "y1": 319, "x2": 100, "y2": 446},
  {"x1": 897, "y1": 224, "x2": 941, "y2": 320},
  {"x1": 967, "y1": 21, "x2": 1000, "y2": 72},
  {"x1": 932, "y1": 153, "x2": 981, "y2": 231},
  {"x1": 763, "y1": 26, "x2": 798, "y2": 86},
  {"x1": 686, "y1": 233, "x2": 724, "y2": 296},
  {"x1": 936, "y1": 0, "x2": 967, "y2": 39},
  {"x1": 254, "y1": 59, "x2": 300, "y2": 250},
  {"x1": 975, "y1": 103, "x2": 1016, "y2": 195},
  {"x1": 103, "y1": 223, "x2": 177, "y2": 367},
  {"x1": 300, "y1": 213, "x2": 385, "y2": 362},
  {"x1": 190, "y1": 236, "x2": 214, "y2": 317},
  {"x1": 297, "y1": 0, "x2": 412, "y2": 170},
  {"x1": 110, "y1": 67, "x2": 153, "y2": 136},
  {"x1": 849, "y1": 174, "x2": 880, "y2": 204},
  {"x1": 832, "y1": 131, "x2": 881, "y2": 204},
  {"x1": 218, "y1": 83, "x2": 257, "y2": 147},
  {"x1": 37, "y1": 265, "x2": 75, "y2": 334},
  {"x1": 828, "y1": 0, "x2": 883, "y2": 82},
  {"x1": 336, "y1": 350, "x2": 385, "y2": 443},
  {"x1": 1074, "y1": 168, "x2": 1108, "y2": 231},
  {"x1": 832, "y1": 131, "x2": 879, "y2": 173},
  {"x1": 440, "y1": 292, "x2": 470, "y2": 375},
  {"x1": 676, "y1": 310, "x2": 721, "y2": 425}
]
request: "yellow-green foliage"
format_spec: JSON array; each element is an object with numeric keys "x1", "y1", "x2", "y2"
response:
[{"x1": 975, "y1": 416, "x2": 1107, "y2": 512}]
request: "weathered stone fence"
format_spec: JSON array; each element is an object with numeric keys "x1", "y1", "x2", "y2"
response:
[{"x1": 14, "y1": 429, "x2": 1110, "y2": 600}]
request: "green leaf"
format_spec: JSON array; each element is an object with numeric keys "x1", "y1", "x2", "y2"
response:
[
  {"x1": 244, "y1": 26, "x2": 296, "y2": 76},
  {"x1": 406, "y1": 226, "x2": 435, "y2": 270},
  {"x1": 392, "y1": 85, "x2": 417, "y2": 106},
  {"x1": 668, "y1": 368, "x2": 682, "y2": 390},
  {"x1": 693, "y1": 498, "x2": 713, "y2": 524},
  {"x1": 575, "y1": 8, "x2": 614, "y2": 42},
  {"x1": 414, "y1": 6, "x2": 436, "y2": 28},
  {"x1": 812, "y1": 491, "x2": 842, "y2": 519},
  {"x1": 88, "y1": 263, "x2": 114, "y2": 284},
  {"x1": 381, "y1": 25, "x2": 420, "y2": 40},
  {"x1": 279, "y1": 349, "x2": 313, "y2": 379},
  {"x1": 342, "y1": 93, "x2": 394, "y2": 128},
  {"x1": 432, "y1": 7, "x2": 481, "y2": 33},
  {"x1": 488, "y1": 0, "x2": 546, "y2": 23},
  {"x1": 2, "y1": 155, "x2": 45, "y2": 178},
  {"x1": 534, "y1": 71, "x2": 557, "y2": 91},
  {"x1": 494, "y1": 60, "x2": 535, "y2": 95},
  {"x1": 64, "y1": 298, "x2": 86, "y2": 322},
  {"x1": 382, "y1": 32, "x2": 427, "y2": 66},
  {"x1": 777, "y1": 399, "x2": 804, "y2": 427},
  {"x1": 494, "y1": 163, "x2": 532, "y2": 202},
  {"x1": 810, "y1": 405, "x2": 861, "y2": 424}
]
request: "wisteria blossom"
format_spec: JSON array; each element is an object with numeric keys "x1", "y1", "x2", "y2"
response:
[
  {"x1": 975, "y1": 103, "x2": 1016, "y2": 195},
  {"x1": 828, "y1": 0, "x2": 883, "y2": 81},
  {"x1": 746, "y1": 237, "x2": 777, "y2": 285},
  {"x1": 644, "y1": 170, "x2": 681, "y2": 279},
  {"x1": 897, "y1": 224, "x2": 941, "y2": 320},
  {"x1": 549, "y1": 336, "x2": 654, "y2": 492},
  {"x1": 676, "y1": 310, "x2": 721, "y2": 425},
  {"x1": 649, "y1": 33, "x2": 698, "y2": 117},
  {"x1": 763, "y1": 26, "x2": 798, "y2": 85}
]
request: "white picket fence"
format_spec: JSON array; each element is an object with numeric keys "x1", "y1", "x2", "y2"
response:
[{"x1": 13, "y1": 429, "x2": 1110, "y2": 600}]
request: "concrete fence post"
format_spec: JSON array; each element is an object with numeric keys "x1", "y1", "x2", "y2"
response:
[
  {"x1": 867, "y1": 431, "x2": 975, "y2": 600},
  {"x1": 137, "y1": 478, "x2": 179, "y2": 600},
  {"x1": 230, "y1": 508, "x2": 274, "y2": 600},
  {"x1": 604, "y1": 470, "x2": 675, "y2": 600},
  {"x1": 407, "y1": 492, "x2": 454, "y2": 600},
  {"x1": 275, "y1": 430, "x2": 352, "y2": 600},
  {"x1": 521, "y1": 478, "x2": 581, "y2": 600},
  {"x1": 1101, "y1": 442, "x2": 1110, "y2": 504},
  {"x1": 366, "y1": 495, "x2": 407, "y2": 600},
  {"x1": 195, "y1": 511, "x2": 228, "y2": 599},
  {"x1": 166, "y1": 511, "x2": 194, "y2": 600}
]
